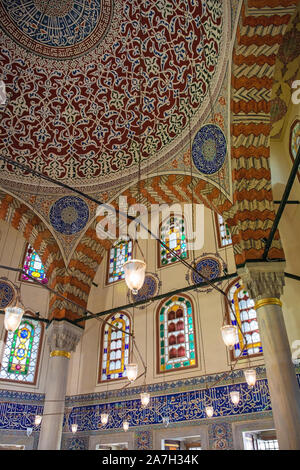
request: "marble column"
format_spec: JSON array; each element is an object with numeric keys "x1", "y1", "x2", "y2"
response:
[
  {"x1": 239, "y1": 262, "x2": 300, "y2": 450},
  {"x1": 37, "y1": 320, "x2": 83, "y2": 450}
]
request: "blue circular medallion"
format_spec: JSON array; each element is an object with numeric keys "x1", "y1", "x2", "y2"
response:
[
  {"x1": 192, "y1": 257, "x2": 221, "y2": 285},
  {"x1": 50, "y1": 196, "x2": 89, "y2": 235},
  {"x1": 0, "y1": 281, "x2": 15, "y2": 308},
  {"x1": 132, "y1": 274, "x2": 159, "y2": 306},
  {"x1": 192, "y1": 124, "x2": 227, "y2": 175}
]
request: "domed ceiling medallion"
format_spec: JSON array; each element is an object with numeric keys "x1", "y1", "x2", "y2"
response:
[
  {"x1": 192, "y1": 124, "x2": 227, "y2": 175},
  {"x1": 49, "y1": 196, "x2": 89, "y2": 234},
  {"x1": 0, "y1": 0, "x2": 113, "y2": 59}
]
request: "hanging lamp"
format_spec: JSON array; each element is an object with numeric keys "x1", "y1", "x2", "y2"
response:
[
  {"x1": 244, "y1": 369, "x2": 256, "y2": 388},
  {"x1": 34, "y1": 415, "x2": 42, "y2": 426},
  {"x1": 126, "y1": 363, "x2": 138, "y2": 382},
  {"x1": 205, "y1": 406, "x2": 214, "y2": 418},
  {"x1": 100, "y1": 412, "x2": 109, "y2": 425},
  {"x1": 123, "y1": 421, "x2": 129, "y2": 432},
  {"x1": 230, "y1": 390, "x2": 240, "y2": 406},
  {"x1": 4, "y1": 295, "x2": 25, "y2": 332},
  {"x1": 71, "y1": 423, "x2": 78, "y2": 434},
  {"x1": 140, "y1": 391, "x2": 150, "y2": 408},
  {"x1": 221, "y1": 324, "x2": 238, "y2": 350},
  {"x1": 123, "y1": 259, "x2": 146, "y2": 295}
]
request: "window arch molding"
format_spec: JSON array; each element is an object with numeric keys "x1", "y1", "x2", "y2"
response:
[
  {"x1": 98, "y1": 311, "x2": 132, "y2": 383},
  {"x1": 0, "y1": 310, "x2": 44, "y2": 385},
  {"x1": 157, "y1": 213, "x2": 188, "y2": 268},
  {"x1": 225, "y1": 277, "x2": 262, "y2": 360},
  {"x1": 156, "y1": 293, "x2": 198, "y2": 374}
]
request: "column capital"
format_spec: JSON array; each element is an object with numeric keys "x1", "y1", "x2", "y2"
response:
[
  {"x1": 46, "y1": 320, "x2": 83, "y2": 356},
  {"x1": 237, "y1": 261, "x2": 285, "y2": 303}
]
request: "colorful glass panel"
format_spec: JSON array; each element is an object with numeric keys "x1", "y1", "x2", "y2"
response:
[
  {"x1": 107, "y1": 239, "x2": 132, "y2": 284},
  {"x1": 160, "y1": 216, "x2": 187, "y2": 266},
  {"x1": 101, "y1": 313, "x2": 130, "y2": 381},
  {"x1": 0, "y1": 318, "x2": 42, "y2": 383},
  {"x1": 228, "y1": 281, "x2": 262, "y2": 358},
  {"x1": 217, "y1": 214, "x2": 232, "y2": 247},
  {"x1": 21, "y1": 244, "x2": 47, "y2": 283},
  {"x1": 158, "y1": 296, "x2": 196, "y2": 373}
]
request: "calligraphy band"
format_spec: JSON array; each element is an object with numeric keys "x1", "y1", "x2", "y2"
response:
[
  {"x1": 50, "y1": 350, "x2": 71, "y2": 359},
  {"x1": 255, "y1": 298, "x2": 282, "y2": 310}
]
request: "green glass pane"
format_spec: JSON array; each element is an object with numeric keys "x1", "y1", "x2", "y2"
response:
[
  {"x1": 166, "y1": 364, "x2": 172, "y2": 370},
  {"x1": 178, "y1": 297, "x2": 185, "y2": 302},
  {"x1": 160, "y1": 331, "x2": 164, "y2": 338},
  {"x1": 161, "y1": 307, "x2": 165, "y2": 314},
  {"x1": 189, "y1": 334, "x2": 194, "y2": 341},
  {"x1": 161, "y1": 348, "x2": 165, "y2": 355},
  {"x1": 166, "y1": 300, "x2": 172, "y2": 306},
  {"x1": 183, "y1": 361, "x2": 190, "y2": 367},
  {"x1": 188, "y1": 317, "x2": 193, "y2": 324},
  {"x1": 161, "y1": 358, "x2": 165, "y2": 365},
  {"x1": 191, "y1": 352, "x2": 195, "y2": 359},
  {"x1": 160, "y1": 340, "x2": 164, "y2": 347},
  {"x1": 186, "y1": 301, "x2": 191, "y2": 308},
  {"x1": 190, "y1": 342, "x2": 194, "y2": 349},
  {"x1": 174, "y1": 363, "x2": 181, "y2": 368}
]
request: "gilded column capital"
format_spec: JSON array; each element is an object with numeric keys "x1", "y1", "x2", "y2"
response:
[
  {"x1": 237, "y1": 261, "x2": 286, "y2": 304},
  {"x1": 46, "y1": 320, "x2": 83, "y2": 357}
]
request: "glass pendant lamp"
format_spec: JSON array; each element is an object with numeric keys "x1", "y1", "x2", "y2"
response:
[
  {"x1": 123, "y1": 259, "x2": 146, "y2": 295},
  {"x1": 205, "y1": 406, "x2": 214, "y2": 418},
  {"x1": 221, "y1": 324, "x2": 238, "y2": 350},
  {"x1": 101, "y1": 412, "x2": 109, "y2": 425},
  {"x1": 140, "y1": 392, "x2": 150, "y2": 408},
  {"x1": 123, "y1": 421, "x2": 129, "y2": 432},
  {"x1": 126, "y1": 363, "x2": 138, "y2": 382},
  {"x1": 230, "y1": 390, "x2": 240, "y2": 406},
  {"x1": 71, "y1": 423, "x2": 78, "y2": 434},
  {"x1": 244, "y1": 369, "x2": 256, "y2": 388},
  {"x1": 4, "y1": 296, "x2": 25, "y2": 332},
  {"x1": 34, "y1": 415, "x2": 42, "y2": 426}
]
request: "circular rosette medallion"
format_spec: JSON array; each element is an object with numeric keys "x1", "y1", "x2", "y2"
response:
[
  {"x1": 50, "y1": 196, "x2": 89, "y2": 234},
  {"x1": 0, "y1": 0, "x2": 113, "y2": 59},
  {"x1": 192, "y1": 124, "x2": 227, "y2": 175},
  {"x1": 187, "y1": 254, "x2": 225, "y2": 293},
  {"x1": 0, "y1": 281, "x2": 15, "y2": 308}
]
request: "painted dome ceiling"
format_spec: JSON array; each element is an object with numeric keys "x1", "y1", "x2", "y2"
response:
[{"x1": 0, "y1": 0, "x2": 230, "y2": 195}]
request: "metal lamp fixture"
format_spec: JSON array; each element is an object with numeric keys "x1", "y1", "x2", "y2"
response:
[
  {"x1": 221, "y1": 324, "x2": 238, "y2": 350},
  {"x1": 4, "y1": 296, "x2": 25, "y2": 332},
  {"x1": 123, "y1": 259, "x2": 146, "y2": 295}
]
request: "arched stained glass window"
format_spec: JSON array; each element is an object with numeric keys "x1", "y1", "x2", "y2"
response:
[
  {"x1": 159, "y1": 216, "x2": 187, "y2": 266},
  {"x1": 0, "y1": 314, "x2": 43, "y2": 384},
  {"x1": 107, "y1": 239, "x2": 132, "y2": 284},
  {"x1": 216, "y1": 214, "x2": 232, "y2": 247},
  {"x1": 157, "y1": 295, "x2": 197, "y2": 373},
  {"x1": 21, "y1": 244, "x2": 48, "y2": 284},
  {"x1": 99, "y1": 312, "x2": 131, "y2": 382},
  {"x1": 227, "y1": 279, "x2": 262, "y2": 359}
]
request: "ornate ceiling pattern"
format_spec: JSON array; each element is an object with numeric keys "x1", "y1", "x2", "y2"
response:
[{"x1": 0, "y1": 0, "x2": 229, "y2": 194}]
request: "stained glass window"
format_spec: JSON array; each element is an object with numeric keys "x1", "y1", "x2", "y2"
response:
[
  {"x1": 107, "y1": 239, "x2": 132, "y2": 284},
  {"x1": 99, "y1": 312, "x2": 130, "y2": 382},
  {"x1": 21, "y1": 244, "x2": 48, "y2": 284},
  {"x1": 160, "y1": 216, "x2": 187, "y2": 266},
  {"x1": 216, "y1": 214, "x2": 232, "y2": 247},
  {"x1": 0, "y1": 315, "x2": 43, "y2": 383},
  {"x1": 227, "y1": 280, "x2": 262, "y2": 359},
  {"x1": 158, "y1": 295, "x2": 197, "y2": 373}
]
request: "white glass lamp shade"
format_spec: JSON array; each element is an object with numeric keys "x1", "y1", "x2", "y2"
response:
[
  {"x1": 230, "y1": 391, "x2": 240, "y2": 406},
  {"x1": 123, "y1": 421, "x2": 129, "y2": 432},
  {"x1": 4, "y1": 299, "x2": 25, "y2": 332},
  {"x1": 244, "y1": 369, "x2": 256, "y2": 388},
  {"x1": 101, "y1": 413, "x2": 109, "y2": 425},
  {"x1": 205, "y1": 406, "x2": 214, "y2": 418},
  {"x1": 123, "y1": 259, "x2": 146, "y2": 294},
  {"x1": 71, "y1": 423, "x2": 78, "y2": 434},
  {"x1": 126, "y1": 363, "x2": 138, "y2": 382},
  {"x1": 221, "y1": 325, "x2": 238, "y2": 350},
  {"x1": 34, "y1": 415, "x2": 42, "y2": 426},
  {"x1": 140, "y1": 392, "x2": 150, "y2": 408}
]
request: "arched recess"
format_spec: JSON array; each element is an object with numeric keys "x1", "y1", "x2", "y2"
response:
[
  {"x1": 0, "y1": 190, "x2": 65, "y2": 318},
  {"x1": 226, "y1": 0, "x2": 299, "y2": 267}
]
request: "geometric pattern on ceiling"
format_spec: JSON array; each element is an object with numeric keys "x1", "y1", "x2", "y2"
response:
[{"x1": 0, "y1": 0, "x2": 229, "y2": 193}]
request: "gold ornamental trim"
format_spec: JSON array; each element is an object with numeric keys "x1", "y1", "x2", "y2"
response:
[
  {"x1": 255, "y1": 298, "x2": 282, "y2": 310},
  {"x1": 50, "y1": 350, "x2": 71, "y2": 359}
]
